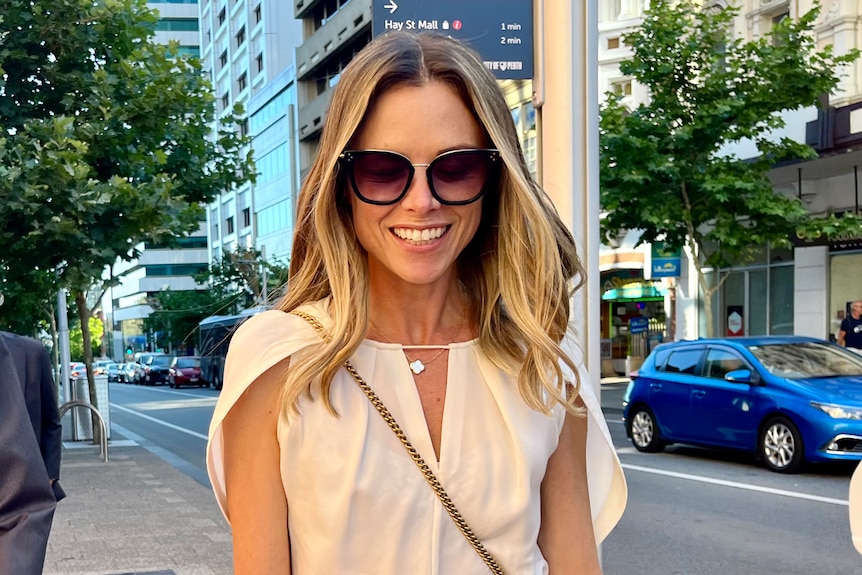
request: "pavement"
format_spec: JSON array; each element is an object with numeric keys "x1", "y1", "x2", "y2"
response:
[
  {"x1": 41, "y1": 375, "x2": 630, "y2": 575},
  {"x1": 43, "y1": 432, "x2": 232, "y2": 575}
]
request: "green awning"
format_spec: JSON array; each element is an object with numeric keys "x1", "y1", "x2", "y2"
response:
[{"x1": 601, "y1": 282, "x2": 667, "y2": 301}]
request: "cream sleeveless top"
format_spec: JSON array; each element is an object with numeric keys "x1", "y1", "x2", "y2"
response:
[{"x1": 207, "y1": 300, "x2": 627, "y2": 574}]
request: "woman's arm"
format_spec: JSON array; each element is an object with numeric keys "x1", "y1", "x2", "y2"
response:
[
  {"x1": 223, "y1": 358, "x2": 291, "y2": 574},
  {"x1": 538, "y1": 400, "x2": 602, "y2": 575}
]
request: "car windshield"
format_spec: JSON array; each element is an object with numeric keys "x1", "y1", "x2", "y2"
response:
[
  {"x1": 747, "y1": 342, "x2": 862, "y2": 378},
  {"x1": 151, "y1": 356, "x2": 172, "y2": 367},
  {"x1": 176, "y1": 358, "x2": 200, "y2": 369}
]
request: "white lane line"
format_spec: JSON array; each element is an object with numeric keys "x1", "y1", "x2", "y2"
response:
[
  {"x1": 111, "y1": 403, "x2": 208, "y2": 441},
  {"x1": 114, "y1": 385, "x2": 210, "y2": 399},
  {"x1": 621, "y1": 463, "x2": 849, "y2": 506}
]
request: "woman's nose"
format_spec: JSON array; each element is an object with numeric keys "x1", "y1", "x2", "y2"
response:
[{"x1": 400, "y1": 167, "x2": 439, "y2": 212}]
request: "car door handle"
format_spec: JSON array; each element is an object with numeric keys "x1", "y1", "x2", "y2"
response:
[
  {"x1": 649, "y1": 383, "x2": 662, "y2": 390},
  {"x1": 692, "y1": 389, "x2": 706, "y2": 398}
]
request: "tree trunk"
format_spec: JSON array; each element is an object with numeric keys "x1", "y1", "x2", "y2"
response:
[{"x1": 75, "y1": 290, "x2": 101, "y2": 445}]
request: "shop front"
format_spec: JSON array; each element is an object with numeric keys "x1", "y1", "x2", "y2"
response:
[{"x1": 600, "y1": 269, "x2": 668, "y2": 375}]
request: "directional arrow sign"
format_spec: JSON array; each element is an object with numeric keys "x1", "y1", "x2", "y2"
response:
[{"x1": 372, "y1": 0, "x2": 533, "y2": 79}]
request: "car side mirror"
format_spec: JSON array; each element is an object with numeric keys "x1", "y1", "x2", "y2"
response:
[{"x1": 725, "y1": 369, "x2": 755, "y2": 384}]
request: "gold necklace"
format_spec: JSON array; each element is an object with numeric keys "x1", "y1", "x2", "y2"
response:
[{"x1": 369, "y1": 318, "x2": 465, "y2": 375}]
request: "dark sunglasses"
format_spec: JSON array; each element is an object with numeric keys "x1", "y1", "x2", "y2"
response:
[{"x1": 338, "y1": 148, "x2": 500, "y2": 206}]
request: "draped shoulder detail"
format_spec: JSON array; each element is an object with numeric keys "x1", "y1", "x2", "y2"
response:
[
  {"x1": 850, "y1": 462, "x2": 862, "y2": 554},
  {"x1": 560, "y1": 336, "x2": 628, "y2": 544},
  {"x1": 206, "y1": 302, "x2": 327, "y2": 520}
]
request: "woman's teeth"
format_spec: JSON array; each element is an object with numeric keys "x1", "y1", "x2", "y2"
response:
[{"x1": 392, "y1": 226, "x2": 446, "y2": 242}]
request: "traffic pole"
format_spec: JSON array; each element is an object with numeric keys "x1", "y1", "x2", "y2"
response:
[{"x1": 536, "y1": 0, "x2": 601, "y2": 395}]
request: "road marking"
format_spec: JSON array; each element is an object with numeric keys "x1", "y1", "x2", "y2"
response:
[
  {"x1": 111, "y1": 403, "x2": 208, "y2": 440},
  {"x1": 114, "y1": 384, "x2": 212, "y2": 399},
  {"x1": 621, "y1": 463, "x2": 849, "y2": 506}
]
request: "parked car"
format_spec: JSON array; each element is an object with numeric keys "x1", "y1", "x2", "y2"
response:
[
  {"x1": 92, "y1": 360, "x2": 113, "y2": 377},
  {"x1": 169, "y1": 356, "x2": 207, "y2": 388},
  {"x1": 133, "y1": 353, "x2": 165, "y2": 383},
  {"x1": 69, "y1": 362, "x2": 87, "y2": 381},
  {"x1": 106, "y1": 363, "x2": 121, "y2": 382},
  {"x1": 118, "y1": 362, "x2": 138, "y2": 383},
  {"x1": 623, "y1": 336, "x2": 862, "y2": 473},
  {"x1": 142, "y1": 354, "x2": 171, "y2": 386}
]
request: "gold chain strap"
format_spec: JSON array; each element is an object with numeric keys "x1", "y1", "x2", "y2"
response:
[{"x1": 290, "y1": 310, "x2": 505, "y2": 575}]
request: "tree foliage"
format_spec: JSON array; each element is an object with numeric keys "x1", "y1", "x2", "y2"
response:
[
  {"x1": 143, "y1": 249, "x2": 288, "y2": 355},
  {"x1": 70, "y1": 316, "x2": 104, "y2": 361},
  {"x1": 0, "y1": 0, "x2": 255, "y2": 412},
  {"x1": 600, "y1": 1, "x2": 862, "y2": 336},
  {"x1": 198, "y1": 247, "x2": 290, "y2": 310},
  {"x1": 143, "y1": 289, "x2": 239, "y2": 354}
]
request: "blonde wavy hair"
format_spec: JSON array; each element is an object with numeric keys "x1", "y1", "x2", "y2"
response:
[{"x1": 278, "y1": 31, "x2": 585, "y2": 416}]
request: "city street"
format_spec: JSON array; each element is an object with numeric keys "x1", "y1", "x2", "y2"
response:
[{"x1": 106, "y1": 381, "x2": 861, "y2": 574}]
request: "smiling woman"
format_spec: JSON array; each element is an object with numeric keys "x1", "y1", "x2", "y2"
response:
[{"x1": 207, "y1": 31, "x2": 626, "y2": 575}]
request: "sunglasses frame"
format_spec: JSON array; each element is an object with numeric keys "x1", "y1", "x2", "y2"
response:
[{"x1": 338, "y1": 148, "x2": 500, "y2": 206}]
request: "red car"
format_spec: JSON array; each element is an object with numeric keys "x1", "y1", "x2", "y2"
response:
[{"x1": 168, "y1": 356, "x2": 208, "y2": 388}]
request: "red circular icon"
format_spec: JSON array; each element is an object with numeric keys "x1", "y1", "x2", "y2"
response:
[{"x1": 452, "y1": 20, "x2": 462, "y2": 30}]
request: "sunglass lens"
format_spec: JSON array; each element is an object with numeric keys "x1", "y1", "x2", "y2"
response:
[
  {"x1": 431, "y1": 151, "x2": 492, "y2": 203},
  {"x1": 352, "y1": 152, "x2": 410, "y2": 203}
]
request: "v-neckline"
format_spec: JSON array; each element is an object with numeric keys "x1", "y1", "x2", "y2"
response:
[{"x1": 361, "y1": 339, "x2": 475, "y2": 468}]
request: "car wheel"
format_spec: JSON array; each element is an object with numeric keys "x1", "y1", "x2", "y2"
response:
[
  {"x1": 759, "y1": 416, "x2": 804, "y2": 473},
  {"x1": 628, "y1": 405, "x2": 666, "y2": 453}
]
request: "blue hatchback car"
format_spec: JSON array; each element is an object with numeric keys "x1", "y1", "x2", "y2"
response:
[{"x1": 623, "y1": 336, "x2": 862, "y2": 473}]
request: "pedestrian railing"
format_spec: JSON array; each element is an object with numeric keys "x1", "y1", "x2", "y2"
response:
[{"x1": 58, "y1": 400, "x2": 109, "y2": 463}]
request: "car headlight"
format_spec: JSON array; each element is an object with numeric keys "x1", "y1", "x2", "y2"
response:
[{"x1": 811, "y1": 402, "x2": 862, "y2": 420}]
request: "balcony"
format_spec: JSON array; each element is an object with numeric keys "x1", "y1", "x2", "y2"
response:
[
  {"x1": 295, "y1": 0, "x2": 322, "y2": 20},
  {"x1": 295, "y1": 0, "x2": 371, "y2": 81},
  {"x1": 298, "y1": 87, "x2": 334, "y2": 141}
]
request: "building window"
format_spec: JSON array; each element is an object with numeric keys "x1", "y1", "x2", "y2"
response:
[
  {"x1": 239, "y1": 118, "x2": 249, "y2": 137},
  {"x1": 146, "y1": 264, "x2": 208, "y2": 277},
  {"x1": 607, "y1": 36, "x2": 620, "y2": 50},
  {"x1": 155, "y1": 18, "x2": 199, "y2": 32},
  {"x1": 510, "y1": 100, "x2": 537, "y2": 179},
  {"x1": 254, "y1": 4, "x2": 262, "y2": 24},
  {"x1": 242, "y1": 207, "x2": 251, "y2": 228},
  {"x1": 236, "y1": 25, "x2": 246, "y2": 47},
  {"x1": 175, "y1": 46, "x2": 200, "y2": 58},
  {"x1": 256, "y1": 53, "x2": 264, "y2": 73},
  {"x1": 221, "y1": 91, "x2": 230, "y2": 109},
  {"x1": 716, "y1": 244, "x2": 794, "y2": 336},
  {"x1": 771, "y1": 11, "x2": 790, "y2": 47},
  {"x1": 611, "y1": 78, "x2": 633, "y2": 97},
  {"x1": 238, "y1": 72, "x2": 247, "y2": 92},
  {"x1": 217, "y1": 6, "x2": 226, "y2": 26},
  {"x1": 226, "y1": 216, "x2": 235, "y2": 235},
  {"x1": 219, "y1": 49, "x2": 228, "y2": 68}
]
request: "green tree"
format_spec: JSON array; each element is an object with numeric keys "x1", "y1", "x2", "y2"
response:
[
  {"x1": 0, "y1": 267, "x2": 58, "y2": 337},
  {"x1": 600, "y1": 1, "x2": 862, "y2": 336},
  {"x1": 198, "y1": 247, "x2": 290, "y2": 311},
  {"x1": 0, "y1": 0, "x2": 255, "y2": 414},
  {"x1": 143, "y1": 289, "x2": 240, "y2": 354},
  {"x1": 70, "y1": 316, "x2": 104, "y2": 361}
]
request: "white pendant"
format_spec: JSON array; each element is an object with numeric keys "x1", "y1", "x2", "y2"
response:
[{"x1": 409, "y1": 359, "x2": 426, "y2": 375}]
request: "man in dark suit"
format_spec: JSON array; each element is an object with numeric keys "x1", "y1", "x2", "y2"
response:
[
  {"x1": 0, "y1": 332, "x2": 58, "y2": 574},
  {"x1": 1, "y1": 331, "x2": 66, "y2": 502}
]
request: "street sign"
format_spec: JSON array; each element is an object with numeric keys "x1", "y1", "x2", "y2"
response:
[
  {"x1": 371, "y1": 0, "x2": 533, "y2": 80},
  {"x1": 727, "y1": 306, "x2": 744, "y2": 336},
  {"x1": 629, "y1": 317, "x2": 649, "y2": 334},
  {"x1": 651, "y1": 242, "x2": 681, "y2": 278}
]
